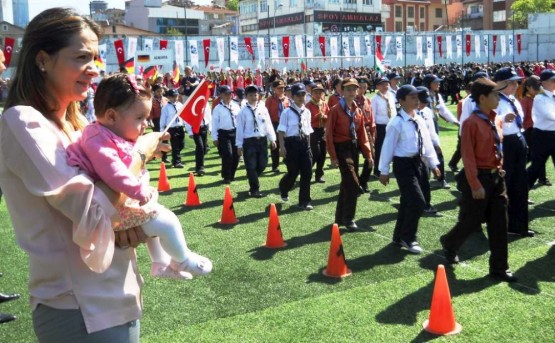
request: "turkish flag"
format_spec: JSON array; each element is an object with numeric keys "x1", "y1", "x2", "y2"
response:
[
  {"x1": 465, "y1": 34, "x2": 471, "y2": 56},
  {"x1": 3, "y1": 37, "x2": 14, "y2": 67},
  {"x1": 437, "y1": 36, "x2": 443, "y2": 58},
  {"x1": 516, "y1": 34, "x2": 522, "y2": 54},
  {"x1": 179, "y1": 79, "x2": 210, "y2": 134},
  {"x1": 244, "y1": 37, "x2": 254, "y2": 61},
  {"x1": 492, "y1": 35, "x2": 497, "y2": 57},
  {"x1": 318, "y1": 36, "x2": 326, "y2": 60},
  {"x1": 282, "y1": 36, "x2": 290, "y2": 63},
  {"x1": 203, "y1": 39, "x2": 211, "y2": 67},
  {"x1": 114, "y1": 39, "x2": 125, "y2": 65},
  {"x1": 160, "y1": 39, "x2": 168, "y2": 50},
  {"x1": 375, "y1": 35, "x2": 382, "y2": 55}
]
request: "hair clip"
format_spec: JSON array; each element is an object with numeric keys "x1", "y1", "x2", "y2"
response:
[{"x1": 126, "y1": 74, "x2": 140, "y2": 94}]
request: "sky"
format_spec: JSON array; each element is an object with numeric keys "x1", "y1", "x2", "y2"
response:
[{"x1": 28, "y1": 0, "x2": 126, "y2": 20}]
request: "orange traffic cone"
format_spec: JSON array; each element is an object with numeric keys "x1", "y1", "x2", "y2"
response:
[
  {"x1": 219, "y1": 186, "x2": 238, "y2": 224},
  {"x1": 157, "y1": 162, "x2": 171, "y2": 192},
  {"x1": 322, "y1": 224, "x2": 352, "y2": 278},
  {"x1": 423, "y1": 264, "x2": 462, "y2": 335},
  {"x1": 184, "y1": 173, "x2": 201, "y2": 206},
  {"x1": 264, "y1": 203, "x2": 287, "y2": 248}
]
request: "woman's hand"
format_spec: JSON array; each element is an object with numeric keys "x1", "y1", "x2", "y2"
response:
[
  {"x1": 135, "y1": 132, "x2": 171, "y2": 161},
  {"x1": 115, "y1": 227, "x2": 148, "y2": 249}
]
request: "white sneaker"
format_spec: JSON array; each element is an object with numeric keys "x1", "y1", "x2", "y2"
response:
[
  {"x1": 151, "y1": 262, "x2": 193, "y2": 280},
  {"x1": 400, "y1": 240, "x2": 423, "y2": 254},
  {"x1": 172, "y1": 253, "x2": 213, "y2": 276}
]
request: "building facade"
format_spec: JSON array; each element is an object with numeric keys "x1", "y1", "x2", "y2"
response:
[
  {"x1": 125, "y1": 0, "x2": 238, "y2": 36},
  {"x1": 239, "y1": 0, "x2": 383, "y2": 35}
]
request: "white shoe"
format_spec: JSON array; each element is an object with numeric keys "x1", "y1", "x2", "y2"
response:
[
  {"x1": 151, "y1": 262, "x2": 193, "y2": 280},
  {"x1": 172, "y1": 252, "x2": 213, "y2": 276},
  {"x1": 400, "y1": 240, "x2": 423, "y2": 254}
]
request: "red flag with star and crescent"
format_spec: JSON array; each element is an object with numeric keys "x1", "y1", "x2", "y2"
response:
[
  {"x1": 114, "y1": 39, "x2": 125, "y2": 65},
  {"x1": 3, "y1": 37, "x2": 14, "y2": 67},
  {"x1": 282, "y1": 36, "x2": 290, "y2": 63},
  {"x1": 318, "y1": 36, "x2": 326, "y2": 61},
  {"x1": 244, "y1": 37, "x2": 254, "y2": 62},
  {"x1": 203, "y1": 39, "x2": 211, "y2": 68},
  {"x1": 178, "y1": 79, "x2": 210, "y2": 134},
  {"x1": 159, "y1": 39, "x2": 168, "y2": 50}
]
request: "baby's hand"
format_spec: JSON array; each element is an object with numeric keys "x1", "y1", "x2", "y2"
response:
[{"x1": 139, "y1": 189, "x2": 154, "y2": 206}]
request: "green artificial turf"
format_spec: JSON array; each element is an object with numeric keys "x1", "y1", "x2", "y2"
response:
[{"x1": 1, "y1": 101, "x2": 554, "y2": 342}]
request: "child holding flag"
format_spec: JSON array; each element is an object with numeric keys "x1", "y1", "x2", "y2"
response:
[{"x1": 66, "y1": 73, "x2": 212, "y2": 280}]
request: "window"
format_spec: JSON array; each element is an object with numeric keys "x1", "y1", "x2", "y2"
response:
[
  {"x1": 395, "y1": 21, "x2": 403, "y2": 32},
  {"x1": 395, "y1": 6, "x2": 402, "y2": 18},
  {"x1": 435, "y1": 8, "x2": 442, "y2": 18},
  {"x1": 328, "y1": 0, "x2": 339, "y2": 4},
  {"x1": 363, "y1": 0, "x2": 372, "y2": 4},
  {"x1": 408, "y1": 6, "x2": 414, "y2": 18},
  {"x1": 261, "y1": 0, "x2": 268, "y2": 12},
  {"x1": 290, "y1": 0, "x2": 298, "y2": 7},
  {"x1": 420, "y1": 22, "x2": 425, "y2": 31},
  {"x1": 493, "y1": 10, "x2": 506, "y2": 22},
  {"x1": 2, "y1": 24, "x2": 7, "y2": 32},
  {"x1": 420, "y1": 6, "x2": 424, "y2": 19},
  {"x1": 408, "y1": 21, "x2": 414, "y2": 28}
]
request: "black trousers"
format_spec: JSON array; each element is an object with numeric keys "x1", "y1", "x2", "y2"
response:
[
  {"x1": 279, "y1": 136, "x2": 313, "y2": 205},
  {"x1": 192, "y1": 125, "x2": 208, "y2": 171},
  {"x1": 243, "y1": 137, "x2": 268, "y2": 192},
  {"x1": 334, "y1": 141, "x2": 362, "y2": 224},
  {"x1": 373, "y1": 124, "x2": 387, "y2": 176},
  {"x1": 448, "y1": 135, "x2": 462, "y2": 168},
  {"x1": 392, "y1": 156, "x2": 428, "y2": 243},
  {"x1": 167, "y1": 126, "x2": 185, "y2": 165},
  {"x1": 441, "y1": 171, "x2": 509, "y2": 273},
  {"x1": 528, "y1": 128, "x2": 555, "y2": 188},
  {"x1": 310, "y1": 127, "x2": 327, "y2": 180},
  {"x1": 503, "y1": 134, "x2": 529, "y2": 234},
  {"x1": 270, "y1": 121, "x2": 281, "y2": 170},
  {"x1": 217, "y1": 129, "x2": 239, "y2": 181},
  {"x1": 524, "y1": 127, "x2": 547, "y2": 181}
]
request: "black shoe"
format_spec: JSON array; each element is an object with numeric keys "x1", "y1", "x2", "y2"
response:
[
  {"x1": 162, "y1": 158, "x2": 170, "y2": 164},
  {"x1": 248, "y1": 190, "x2": 264, "y2": 198},
  {"x1": 508, "y1": 230, "x2": 536, "y2": 238},
  {"x1": 423, "y1": 206, "x2": 438, "y2": 215},
  {"x1": 196, "y1": 169, "x2": 205, "y2": 176},
  {"x1": 489, "y1": 270, "x2": 518, "y2": 283},
  {"x1": 538, "y1": 179, "x2": 552, "y2": 186},
  {"x1": 272, "y1": 168, "x2": 281, "y2": 174},
  {"x1": 527, "y1": 199, "x2": 535, "y2": 205},
  {"x1": 315, "y1": 178, "x2": 326, "y2": 183},
  {"x1": 0, "y1": 293, "x2": 20, "y2": 304},
  {"x1": 360, "y1": 185, "x2": 370, "y2": 193},
  {"x1": 0, "y1": 313, "x2": 16, "y2": 324},
  {"x1": 223, "y1": 179, "x2": 231, "y2": 184},
  {"x1": 297, "y1": 203, "x2": 314, "y2": 211},
  {"x1": 448, "y1": 164, "x2": 459, "y2": 173},
  {"x1": 345, "y1": 221, "x2": 358, "y2": 232},
  {"x1": 173, "y1": 163, "x2": 184, "y2": 168},
  {"x1": 440, "y1": 237, "x2": 459, "y2": 264}
]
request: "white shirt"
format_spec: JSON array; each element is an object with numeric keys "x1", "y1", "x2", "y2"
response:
[
  {"x1": 532, "y1": 89, "x2": 555, "y2": 131},
  {"x1": 160, "y1": 101, "x2": 184, "y2": 130},
  {"x1": 459, "y1": 95, "x2": 475, "y2": 135},
  {"x1": 211, "y1": 101, "x2": 241, "y2": 140},
  {"x1": 430, "y1": 92, "x2": 459, "y2": 125},
  {"x1": 417, "y1": 107, "x2": 440, "y2": 146},
  {"x1": 379, "y1": 109, "x2": 439, "y2": 175},
  {"x1": 496, "y1": 93, "x2": 524, "y2": 136},
  {"x1": 371, "y1": 92, "x2": 396, "y2": 125},
  {"x1": 235, "y1": 101, "x2": 276, "y2": 148},
  {"x1": 277, "y1": 102, "x2": 314, "y2": 137}
]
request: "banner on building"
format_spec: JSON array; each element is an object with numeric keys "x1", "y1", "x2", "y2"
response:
[
  {"x1": 416, "y1": 36, "x2": 423, "y2": 60},
  {"x1": 160, "y1": 39, "x2": 168, "y2": 50},
  {"x1": 437, "y1": 36, "x2": 443, "y2": 58},
  {"x1": 216, "y1": 37, "x2": 225, "y2": 67},
  {"x1": 396, "y1": 36, "x2": 403, "y2": 61},
  {"x1": 282, "y1": 36, "x2": 290, "y2": 62},
  {"x1": 229, "y1": 36, "x2": 238, "y2": 65},
  {"x1": 114, "y1": 39, "x2": 125, "y2": 65},
  {"x1": 474, "y1": 35, "x2": 480, "y2": 58},
  {"x1": 202, "y1": 39, "x2": 210, "y2": 67},
  {"x1": 306, "y1": 36, "x2": 314, "y2": 58},
  {"x1": 318, "y1": 36, "x2": 326, "y2": 60},
  {"x1": 189, "y1": 40, "x2": 199, "y2": 68}
]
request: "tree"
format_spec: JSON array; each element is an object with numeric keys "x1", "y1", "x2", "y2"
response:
[
  {"x1": 511, "y1": 0, "x2": 555, "y2": 28},
  {"x1": 227, "y1": 0, "x2": 238, "y2": 11}
]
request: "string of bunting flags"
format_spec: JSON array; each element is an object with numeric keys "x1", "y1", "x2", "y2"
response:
[{"x1": 4, "y1": 32, "x2": 524, "y2": 77}]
